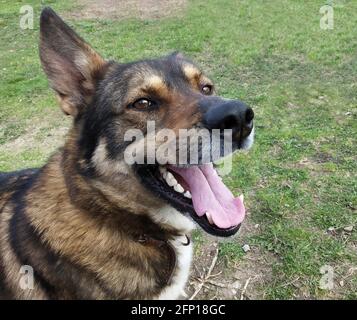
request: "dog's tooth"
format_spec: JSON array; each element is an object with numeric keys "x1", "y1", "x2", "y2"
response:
[
  {"x1": 205, "y1": 211, "x2": 214, "y2": 225},
  {"x1": 166, "y1": 172, "x2": 177, "y2": 187},
  {"x1": 174, "y1": 183, "x2": 184, "y2": 193},
  {"x1": 184, "y1": 191, "x2": 192, "y2": 199}
]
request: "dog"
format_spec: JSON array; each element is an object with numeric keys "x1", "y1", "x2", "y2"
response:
[{"x1": 0, "y1": 7, "x2": 254, "y2": 299}]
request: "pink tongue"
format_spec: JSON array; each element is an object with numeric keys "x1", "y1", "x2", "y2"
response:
[{"x1": 169, "y1": 164, "x2": 245, "y2": 229}]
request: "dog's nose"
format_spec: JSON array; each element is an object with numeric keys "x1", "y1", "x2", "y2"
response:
[{"x1": 203, "y1": 100, "x2": 254, "y2": 139}]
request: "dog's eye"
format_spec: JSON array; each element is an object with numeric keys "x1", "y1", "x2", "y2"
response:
[
  {"x1": 201, "y1": 85, "x2": 213, "y2": 95},
  {"x1": 131, "y1": 98, "x2": 154, "y2": 110}
]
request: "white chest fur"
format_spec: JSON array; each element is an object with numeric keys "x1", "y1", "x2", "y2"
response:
[
  {"x1": 149, "y1": 205, "x2": 195, "y2": 300},
  {"x1": 156, "y1": 234, "x2": 193, "y2": 300}
]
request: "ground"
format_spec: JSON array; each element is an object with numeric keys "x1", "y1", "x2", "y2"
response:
[
  {"x1": 65, "y1": 0, "x2": 187, "y2": 20},
  {"x1": 0, "y1": 0, "x2": 356, "y2": 299}
]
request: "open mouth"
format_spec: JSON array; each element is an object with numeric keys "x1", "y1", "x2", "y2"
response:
[{"x1": 135, "y1": 163, "x2": 245, "y2": 237}]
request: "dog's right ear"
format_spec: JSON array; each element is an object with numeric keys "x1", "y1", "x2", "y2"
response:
[{"x1": 39, "y1": 7, "x2": 107, "y2": 117}]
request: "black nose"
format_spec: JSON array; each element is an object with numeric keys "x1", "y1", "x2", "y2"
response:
[{"x1": 203, "y1": 100, "x2": 254, "y2": 138}]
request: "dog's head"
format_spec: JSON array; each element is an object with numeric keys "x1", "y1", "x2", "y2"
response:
[{"x1": 39, "y1": 8, "x2": 254, "y2": 237}]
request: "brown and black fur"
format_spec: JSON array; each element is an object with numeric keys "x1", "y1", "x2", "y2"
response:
[
  {"x1": 0, "y1": 2, "x2": 254, "y2": 299},
  {"x1": 0, "y1": 154, "x2": 177, "y2": 299},
  {"x1": 0, "y1": 8, "x2": 213, "y2": 300}
]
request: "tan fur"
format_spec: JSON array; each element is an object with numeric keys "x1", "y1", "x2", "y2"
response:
[
  {"x1": 0, "y1": 130, "x2": 185, "y2": 299},
  {"x1": 182, "y1": 63, "x2": 213, "y2": 93},
  {"x1": 183, "y1": 64, "x2": 201, "y2": 80},
  {"x1": 0, "y1": 8, "x2": 227, "y2": 300}
]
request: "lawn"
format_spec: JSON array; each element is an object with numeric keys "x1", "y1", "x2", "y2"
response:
[{"x1": 0, "y1": 0, "x2": 356, "y2": 299}]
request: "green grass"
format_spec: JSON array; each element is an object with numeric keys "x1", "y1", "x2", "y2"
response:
[{"x1": 1, "y1": 0, "x2": 356, "y2": 299}]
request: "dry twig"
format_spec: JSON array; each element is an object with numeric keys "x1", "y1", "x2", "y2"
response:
[
  {"x1": 240, "y1": 277, "x2": 251, "y2": 300},
  {"x1": 189, "y1": 247, "x2": 219, "y2": 300}
]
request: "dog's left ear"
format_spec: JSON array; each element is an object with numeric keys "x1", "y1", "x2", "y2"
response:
[{"x1": 39, "y1": 7, "x2": 107, "y2": 117}]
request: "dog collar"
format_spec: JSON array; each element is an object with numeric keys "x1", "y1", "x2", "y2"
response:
[
  {"x1": 178, "y1": 234, "x2": 191, "y2": 246},
  {"x1": 137, "y1": 234, "x2": 190, "y2": 246},
  {"x1": 136, "y1": 233, "x2": 178, "y2": 285}
]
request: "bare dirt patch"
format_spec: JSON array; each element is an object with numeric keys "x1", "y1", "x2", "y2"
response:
[
  {"x1": 186, "y1": 218, "x2": 276, "y2": 300},
  {"x1": 66, "y1": 0, "x2": 187, "y2": 20},
  {"x1": 0, "y1": 110, "x2": 70, "y2": 157}
]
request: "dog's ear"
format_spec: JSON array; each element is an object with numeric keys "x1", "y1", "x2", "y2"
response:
[{"x1": 39, "y1": 7, "x2": 107, "y2": 116}]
